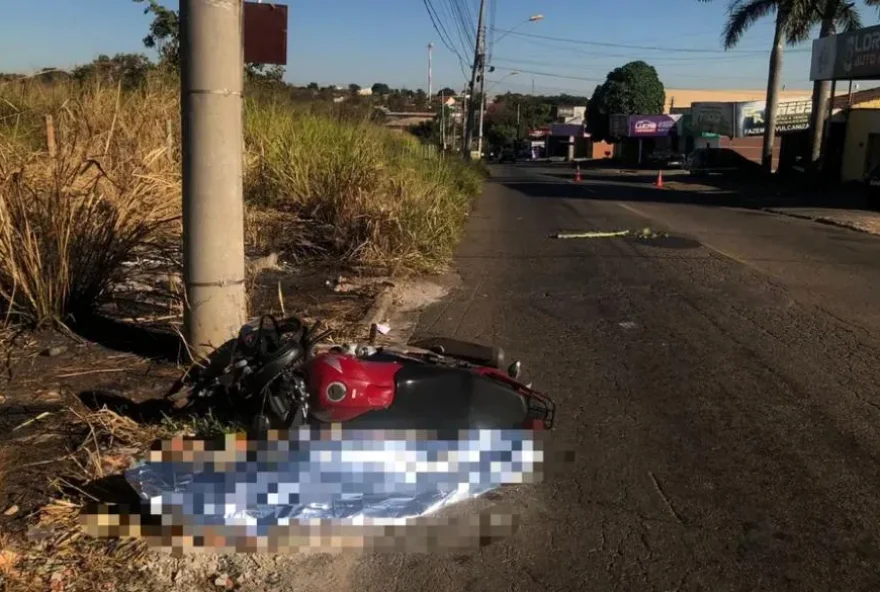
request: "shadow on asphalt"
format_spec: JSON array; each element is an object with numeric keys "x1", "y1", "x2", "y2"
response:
[
  {"x1": 502, "y1": 162, "x2": 871, "y2": 211},
  {"x1": 493, "y1": 173, "x2": 871, "y2": 211}
]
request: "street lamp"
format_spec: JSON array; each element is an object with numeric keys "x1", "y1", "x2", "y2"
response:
[{"x1": 492, "y1": 14, "x2": 544, "y2": 45}]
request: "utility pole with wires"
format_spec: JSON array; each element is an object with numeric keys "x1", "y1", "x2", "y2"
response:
[
  {"x1": 428, "y1": 42, "x2": 434, "y2": 100},
  {"x1": 463, "y1": 0, "x2": 487, "y2": 156},
  {"x1": 440, "y1": 92, "x2": 446, "y2": 149}
]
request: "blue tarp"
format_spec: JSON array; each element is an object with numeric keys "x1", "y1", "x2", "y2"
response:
[{"x1": 125, "y1": 428, "x2": 544, "y2": 537}]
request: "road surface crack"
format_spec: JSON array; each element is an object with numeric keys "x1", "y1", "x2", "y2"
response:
[{"x1": 648, "y1": 471, "x2": 685, "y2": 526}]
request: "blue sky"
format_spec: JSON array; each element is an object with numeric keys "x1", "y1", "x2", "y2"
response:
[{"x1": 2, "y1": 0, "x2": 876, "y2": 94}]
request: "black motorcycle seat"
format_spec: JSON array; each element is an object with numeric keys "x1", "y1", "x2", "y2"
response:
[
  {"x1": 343, "y1": 362, "x2": 528, "y2": 431},
  {"x1": 409, "y1": 337, "x2": 505, "y2": 369}
]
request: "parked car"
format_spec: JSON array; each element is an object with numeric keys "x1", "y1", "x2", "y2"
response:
[
  {"x1": 685, "y1": 147, "x2": 762, "y2": 177},
  {"x1": 648, "y1": 150, "x2": 686, "y2": 169},
  {"x1": 499, "y1": 149, "x2": 517, "y2": 164}
]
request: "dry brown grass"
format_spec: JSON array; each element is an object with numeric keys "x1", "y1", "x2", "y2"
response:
[
  {"x1": 0, "y1": 77, "x2": 180, "y2": 327},
  {"x1": 0, "y1": 406, "x2": 174, "y2": 592},
  {"x1": 0, "y1": 74, "x2": 482, "y2": 327}
]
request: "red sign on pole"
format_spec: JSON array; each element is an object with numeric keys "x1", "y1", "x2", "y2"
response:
[{"x1": 244, "y1": 2, "x2": 288, "y2": 65}]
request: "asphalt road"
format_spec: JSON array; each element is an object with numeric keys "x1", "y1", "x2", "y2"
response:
[{"x1": 350, "y1": 163, "x2": 880, "y2": 591}]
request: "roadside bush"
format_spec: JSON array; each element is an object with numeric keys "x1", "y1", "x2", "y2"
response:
[
  {"x1": 0, "y1": 77, "x2": 179, "y2": 326},
  {"x1": 244, "y1": 101, "x2": 477, "y2": 268},
  {"x1": 0, "y1": 74, "x2": 482, "y2": 325}
]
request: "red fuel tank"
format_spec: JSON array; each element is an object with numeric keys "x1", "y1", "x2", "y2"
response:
[{"x1": 305, "y1": 353, "x2": 401, "y2": 423}]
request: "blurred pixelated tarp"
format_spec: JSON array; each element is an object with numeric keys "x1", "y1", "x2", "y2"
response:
[{"x1": 124, "y1": 428, "x2": 544, "y2": 538}]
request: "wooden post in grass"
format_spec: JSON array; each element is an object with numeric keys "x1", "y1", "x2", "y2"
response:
[
  {"x1": 166, "y1": 119, "x2": 174, "y2": 163},
  {"x1": 44, "y1": 114, "x2": 56, "y2": 158}
]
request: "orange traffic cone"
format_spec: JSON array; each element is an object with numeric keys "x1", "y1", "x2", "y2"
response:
[
  {"x1": 654, "y1": 170, "x2": 664, "y2": 188},
  {"x1": 574, "y1": 166, "x2": 582, "y2": 183}
]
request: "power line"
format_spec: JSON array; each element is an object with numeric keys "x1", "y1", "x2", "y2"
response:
[
  {"x1": 421, "y1": 0, "x2": 472, "y2": 83},
  {"x1": 421, "y1": 0, "x2": 460, "y2": 59},
  {"x1": 440, "y1": 0, "x2": 474, "y2": 60},
  {"x1": 486, "y1": 0, "x2": 498, "y2": 65},
  {"x1": 488, "y1": 79, "x2": 592, "y2": 94},
  {"x1": 492, "y1": 65, "x2": 605, "y2": 83},
  {"x1": 508, "y1": 35, "x2": 808, "y2": 63},
  {"x1": 489, "y1": 28, "x2": 810, "y2": 55},
  {"x1": 490, "y1": 56, "x2": 775, "y2": 82}
]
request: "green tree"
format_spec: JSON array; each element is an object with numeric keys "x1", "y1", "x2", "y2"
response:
[
  {"x1": 135, "y1": 0, "x2": 179, "y2": 68},
  {"x1": 481, "y1": 95, "x2": 554, "y2": 152},
  {"x1": 134, "y1": 0, "x2": 286, "y2": 80},
  {"x1": 72, "y1": 53, "x2": 154, "y2": 89},
  {"x1": 415, "y1": 89, "x2": 428, "y2": 108},
  {"x1": 387, "y1": 92, "x2": 409, "y2": 112},
  {"x1": 586, "y1": 61, "x2": 665, "y2": 143},
  {"x1": 408, "y1": 119, "x2": 439, "y2": 143},
  {"x1": 586, "y1": 85, "x2": 610, "y2": 142},
  {"x1": 371, "y1": 82, "x2": 391, "y2": 95},
  {"x1": 349, "y1": 83, "x2": 361, "y2": 95}
]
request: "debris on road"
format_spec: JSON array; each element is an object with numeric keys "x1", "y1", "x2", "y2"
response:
[
  {"x1": 552, "y1": 230, "x2": 630, "y2": 239},
  {"x1": 551, "y1": 227, "x2": 670, "y2": 240},
  {"x1": 633, "y1": 227, "x2": 670, "y2": 240}
]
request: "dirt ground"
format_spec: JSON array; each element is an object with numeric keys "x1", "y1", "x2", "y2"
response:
[{"x1": 0, "y1": 256, "x2": 398, "y2": 592}]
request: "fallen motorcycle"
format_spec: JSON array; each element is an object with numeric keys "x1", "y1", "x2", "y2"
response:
[
  {"x1": 120, "y1": 316, "x2": 554, "y2": 540},
  {"x1": 166, "y1": 315, "x2": 556, "y2": 432}
]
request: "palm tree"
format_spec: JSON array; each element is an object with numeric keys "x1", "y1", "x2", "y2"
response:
[
  {"x1": 788, "y1": 0, "x2": 873, "y2": 170},
  {"x1": 706, "y1": 0, "x2": 863, "y2": 173}
]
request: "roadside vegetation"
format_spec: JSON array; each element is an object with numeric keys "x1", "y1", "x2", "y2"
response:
[
  {"x1": 0, "y1": 72, "x2": 483, "y2": 327},
  {"x1": 0, "y1": 56, "x2": 482, "y2": 592}
]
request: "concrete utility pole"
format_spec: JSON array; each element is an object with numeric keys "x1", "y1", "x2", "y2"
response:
[
  {"x1": 428, "y1": 42, "x2": 434, "y2": 100},
  {"x1": 180, "y1": 0, "x2": 247, "y2": 360},
  {"x1": 440, "y1": 92, "x2": 446, "y2": 149},
  {"x1": 463, "y1": 0, "x2": 487, "y2": 156}
]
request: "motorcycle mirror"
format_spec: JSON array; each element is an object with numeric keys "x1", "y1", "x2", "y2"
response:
[{"x1": 508, "y1": 360, "x2": 522, "y2": 379}]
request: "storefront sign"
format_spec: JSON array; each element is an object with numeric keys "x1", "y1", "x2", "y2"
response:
[
  {"x1": 679, "y1": 113, "x2": 719, "y2": 139},
  {"x1": 836, "y1": 25, "x2": 880, "y2": 79},
  {"x1": 691, "y1": 102, "x2": 736, "y2": 137},
  {"x1": 811, "y1": 23, "x2": 880, "y2": 80},
  {"x1": 735, "y1": 99, "x2": 812, "y2": 136},
  {"x1": 550, "y1": 123, "x2": 587, "y2": 137},
  {"x1": 810, "y1": 36, "x2": 837, "y2": 81},
  {"x1": 555, "y1": 105, "x2": 586, "y2": 123},
  {"x1": 627, "y1": 114, "x2": 681, "y2": 137}
]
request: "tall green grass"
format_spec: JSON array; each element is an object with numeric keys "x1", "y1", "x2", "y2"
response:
[
  {"x1": 0, "y1": 74, "x2": 483, "y2": 326},
  {"x1": 244, "y1": 100, "x2": 480, "y2": 268}
]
